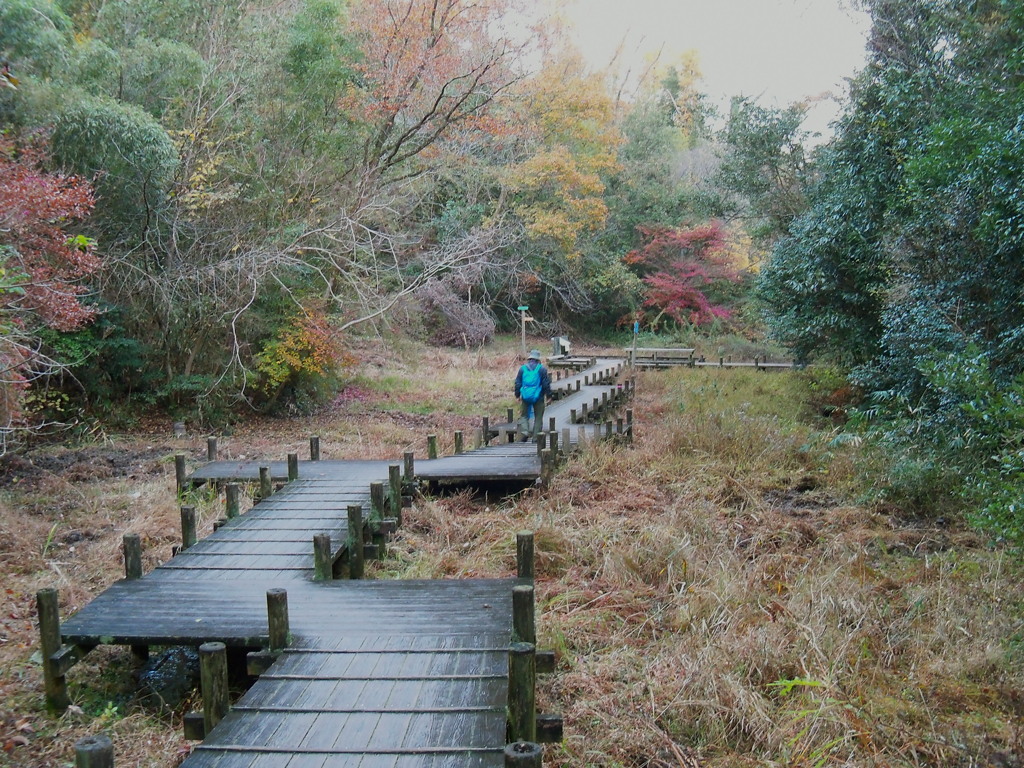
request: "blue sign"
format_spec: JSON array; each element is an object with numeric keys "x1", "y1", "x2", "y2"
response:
[{"x1": 633, "y1": 321, "x2": 639, "y2": 334}]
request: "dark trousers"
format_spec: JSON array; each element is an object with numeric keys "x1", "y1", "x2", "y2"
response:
[{"x1": 517, "y1": 398, "x2": 545, "y2": 440}]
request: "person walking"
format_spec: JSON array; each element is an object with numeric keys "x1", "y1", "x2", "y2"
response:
[{"x1": 515, "y1": 349, "x2": 551, "y2": 441}]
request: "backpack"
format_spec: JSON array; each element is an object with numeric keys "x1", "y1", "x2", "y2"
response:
[{"x1": 520, "y1": 364, "x2": 542, "y2": 403}]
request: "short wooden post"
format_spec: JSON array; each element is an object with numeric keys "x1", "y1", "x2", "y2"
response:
[
  {"x1": 225, "y1": 483, "x2": 240, "y2": 518},
  {"x1": 561, "y1": 427, "x2": 570, "y2": 454},
  {"x1": 575, "y1": 379, "x2": 580, "y2": 391},
  {"x1": 536, "y1": 431, "x2": 546, "y2": 457},
  {"x1": 517, "y1": 530, "x2": 535, "y2": 580},
  {"x1": 199, "y1": 641, "x2": 229, "y2": 734},
  {"x1": 370, "y1": 482, "x2": 386, "y2": 518},
  {"x1": 513, "y1": 584, "x2": 536, "y2": 645},
  {"x1": 313, "y1": 534, "x2": 332, "y2": 581},
  {"x1": 719, "y1": 356, "x2": 724, "y2": 368},
  {"x1": 180, "y1": 506, "x2": 197, "y2": 550},
  {"x1": 267, "y1": 588, "x2": 289, "y2": 651},
  {"x1": 616, "y1": 417, "x2": 624, "y2": 435},
  {"x1": 403, "y1": 452, "x2": 415, "y2": 483},
  {"x1": 287, "y1": 453, "x2": 299, "y2": 482},
  {"x1": 482, "y1": 416, "x2": 491, "y2": 446},
  {"x1": 123, "y1": 534, "x2": 142, "y2": 580},
  {"x1": 580, "y1": 403, "x2": 588, "y2": 421},
  {"x1": 454, "y1": 430, "x2": 464, "y2": 455},
  {"x1": 74, "y1": 734, "x2": 114, "y2": 768},
  {"x1": 548, "y1": 430, "x2": 558, "y2": 454},
  {"x1": 348, "y1": 505, "x2": 364, "y2": 579},
  {"x1": 259, "y1": 466, "x2": 272, "y2": 499},
  {"x1": 540, "y1": 448, "x2": 553, "y2": 487},
  {"x1": 207, "y1": 437, "x2": 218, "y2": 462},
  {"x1": 570, "y1": 408, "x2": 577, "y2": 424},
  {"x1": 427, "y1": 434, "x2": 438, "y2": 460},
  {"x1": 309, "y1": 435, "x2": 321, "y2": 461},
  {"x1": 507, "y1": 407, "x2": 515, "y2": 424},
  {"x1": 508, "y1": 642, "x2": 537, "y2": 743},
  {"x1": 37, "y1": 588, "x2": 69, "y2": 712},
  {"x1": 174, "y1": 454, "x2": 186, "y2": 493},
  {"x1": 505, "y1": 741, "x2": 543, "y2": 767},
  {"x1": 389, "y1": 464, "x2": 402, "y2": 524},
  {"x1": 548, "y1": 417, "x2": 556, "y2": 432},
  {"x1": 605, "y1": 420, "x2": 613, "y2": 439},
  {"x1": 755, "y1": 356, "x2": 761, "y2": 370}
]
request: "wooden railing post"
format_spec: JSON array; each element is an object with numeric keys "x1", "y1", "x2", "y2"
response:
[
  {"x1": 454, "y1": 430, "x2": 464, "y2": 455},
  {"x1": 370, "y1": 482, "x2": 386, "y2": 519},
  {"x1": 508, "y1": 642, "x2": 537, "y2": 743},
  {"x1": 75, "y1": 734, "x2": 114, "y2": 768},
  {"x1": 389, "y1": 464, "x2": 402, "y2": 525},
  {"x1": 313, "y1": 534, "x2": 332, "y2": 581},
  {"x1": 267, "y1": 588, "x2": 289, "y2": 651},
  {"x1": 481, "y1": 416, "x2": 490, "y2": 446},
  {"x1": 513, "y1": 584, "x2": 535, "y2": 645},
  {"x1": 348, "y1": 505, "x2": 364, "y2": 579},
  {"x1": 207, "y1": 437, "x2": 218, "y2": 462},
  {"x1": 309, "y1": 435, "x2": 321, "y2": 461},
  {"x1": 504, "y1": 742, "x2": 542, "y2": 767},
  {"x1": 225, "y1": 483, "x2": 240, "y2": 518},
  {"x1": 180, "y1": 506, "x2": 197, "y2": 550},
  {"x1": 259, "y1": 466, "x2": 272, "y2": 499},
  {"x1": 517, "y1": 531, "x2": 535, "y2": 580},
  {"x1": 174, "y1": 454, "x2": 186, "y2": 493},
  {"x1": 403, "y1": 452, "x2": 415, "y2": 484},
  {"x1": 287, "y1": 453, "x2": 299, "y2": 482},
  {"x1": 427, "y1": 434, "x2": 438, "y2": 460},
  {"x1": 36, "y1": 588, "x2": 69, "y2": 712},
  {"x1": 199, "y1": 641, "x2": 229, "y2": 734},
  {"x1": 123, "y1": 534, "x2": 142, "y2": 580}
]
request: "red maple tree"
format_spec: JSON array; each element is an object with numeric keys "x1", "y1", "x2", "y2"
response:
[
  {"x1": 625, "y1": 221, "x2": 739, "y2": 327},
  {"x1": 0, "y1": 134, "x2": 100, "y2": 331}
]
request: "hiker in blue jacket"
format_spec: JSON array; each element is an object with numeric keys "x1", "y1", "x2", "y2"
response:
[{"x1": 515, "y1": 349, "x2": 551, "y2": 441}]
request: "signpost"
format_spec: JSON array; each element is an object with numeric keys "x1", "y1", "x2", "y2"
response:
[{"x1": 518, "y1": 305, "x2": 529, "y2": 355}]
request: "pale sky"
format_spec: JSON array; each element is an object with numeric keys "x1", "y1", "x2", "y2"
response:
[{"x1": 563, "y1": 0, "x2": 871, "y2": 138}]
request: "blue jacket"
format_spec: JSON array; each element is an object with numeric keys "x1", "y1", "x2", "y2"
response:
[{"x1": 514, "y1": 361, "x2": 551, "y2": 400}]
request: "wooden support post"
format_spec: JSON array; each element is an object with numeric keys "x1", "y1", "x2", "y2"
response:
[
  {"x1": 287, "y1": 453, "x2": 299, "y2": 482},
  {"x1": 199, "y1": 641, "x2": 229, "y2": 735},
  {"x1": 605, "y1": 420, "x2": 613, "y2": 439},
  {"x1": 427, "y1": 434, "x2": 438, "y2": 460},
  {"x1": 370, "y1": 482, "x2": 386, "y2": 518},
  {"x1": 755, "y1": 356, "x2": 761, "y2": 370},
  {"x1": 513, "y1": 584, "x2": 536, "y2": 645},
  {"x1": 174, "y1": 454, "x2": 186, "y2": 493},
  {"x1": 123, "y1": 534, "x2": 142, "y2": 580},
  {"x1": 180, "y1": 506, "x2": 197, "y2": 550},
  {"x1": 548, "y1": 417, "x2": 556, "y2": 432},
  {"x1": 403, "y1": 452, "x2": 415, "y2": 484},
  {"x1": 719, "y1": 356, "x2": 724, "y2": 368},
  {"x1": 549, "y1": 430, "x2": 558, "y2": 454},
  {"x1": 454, "y1": 430, "x2": 464, "y2": 455},
  {"x1": 309, "y1": 435, "x2": 321, "y2": 461},
  {"x1": 561, "y1": 427, "x2": 570, "y2": 454},
  {"x1": 259, "y1": 466, "x2": 272, "y2": 500},
  {"x1": 507, "y1": 407, "x2": 515, "y2": 424},
  {"x1": 575, "y1": 379, "x2": 580, "y2": 392},
  {"x1": 570, "y1": 408, "x2": 577, "y2": 424},
  {"x1": 207, "y1": 437, "x2": 218, "y2": 462},
  {"x1": 508, "y1": 642, "x2": 537, "y2": 743},
  {"x1": 313, "y1": 534, "x2": 332, "y2": 581},
  {"x1": 504, "y1": 741, "x2": 542, "y2": 767},
  {"x1": 616, "y1": 417, "x2": 624, "y2": 435},
  {"x1": 536, "y1": 431, "x2": 546, "y2": 457},
  {"x1": 37, "y1": 588, "x2": 69, "y2": 713},
  {"x1": 267, "y1": 588, "x2": 289, "y2": 651},
  {"x1": 517, "y1": 530, "x2": 535, "y2": 580},
  {"x1": 389, "y1": 464, "x2": 402, "y2": 525},
  {"x1": 75, "y1": 734, "x2": 114, "y2": 768},
  {"x1": 580, "y1": 403, "x2": 588, "y2": 421},
  {"x1": 482, "y1": 416, "x2": 491, "y2": 446},
  {"x1": 225, "y1": 483, "x2": 240, "y2": 518},
  {"x1": 348, "y1": 505, "x2": 364, "y2": 579},
  {"x1": 540, "y1": 448, "x2": 553, "y2": 488},
  {"x1": 592, "y1": 397, "x2": 599, "y2": 415}
]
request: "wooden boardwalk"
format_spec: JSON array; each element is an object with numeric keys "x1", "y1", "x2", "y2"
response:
[{"x1": 48, "y1": 356, "x2": 638, "y2": 767}]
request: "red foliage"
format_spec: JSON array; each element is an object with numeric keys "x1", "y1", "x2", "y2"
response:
[
  {"x1": 0, "y1": 135, "x2": 100, "y2": 331},
  {"x1": 625, "y1": 221, "x2": 739, "y2": 327}
]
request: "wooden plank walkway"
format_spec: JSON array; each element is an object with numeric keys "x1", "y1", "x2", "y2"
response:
[{"x1": 52, "y1": 356, "x2": 637, "y2": 766}]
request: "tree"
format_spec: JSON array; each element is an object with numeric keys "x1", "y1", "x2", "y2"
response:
[{"x1": 0, "y1": 133, "x2": 99, "y2": 447}]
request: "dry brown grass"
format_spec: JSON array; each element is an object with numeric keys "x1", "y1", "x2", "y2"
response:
[{"x1": 1, "y1": 339, "x2": 1022, "y2": 767}]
